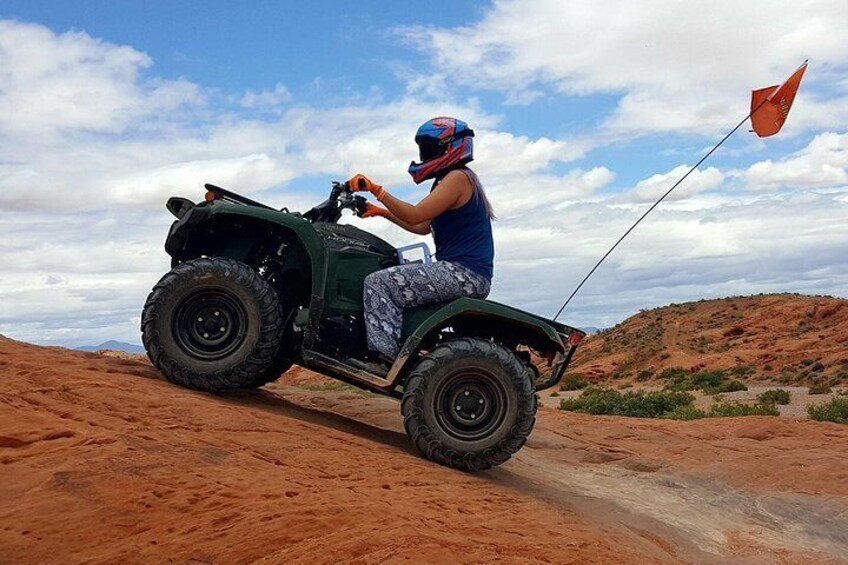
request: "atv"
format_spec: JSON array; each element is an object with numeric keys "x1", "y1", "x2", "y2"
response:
[{"x1": 141, "y1": 182, "x2": 585, "y2": 471}]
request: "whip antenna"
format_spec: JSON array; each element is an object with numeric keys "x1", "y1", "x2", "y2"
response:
[
  {"x1": 552, "y1": 114, "x2": 750, "y2": 320},
  {"x1": 551, "y1": 56, "x2": 809, "y2": 322}
]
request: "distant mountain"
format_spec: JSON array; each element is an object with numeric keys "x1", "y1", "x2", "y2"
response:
[
  {"x1": 75, "y1": 341, "x2": 145, "y2": 354},
  {"x1": 580, "y1": 326, "x2": 602, "y2": 335}
]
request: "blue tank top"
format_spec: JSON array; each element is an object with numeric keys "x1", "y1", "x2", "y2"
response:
[{"x1": 430, "y1": 169, "x2": 495, "y2": 280}]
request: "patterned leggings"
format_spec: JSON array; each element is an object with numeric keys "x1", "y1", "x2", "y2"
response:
[{"x1": 363, "y1": 261, "x2": 491, "y2": 359}]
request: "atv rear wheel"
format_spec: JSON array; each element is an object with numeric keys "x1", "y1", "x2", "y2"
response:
[
  {"x1": 142, "y1": 257, "x2": 289, "y2": 391},
  {"x1": 402, "y1": 338, "x2": 536, "y2": 472}
]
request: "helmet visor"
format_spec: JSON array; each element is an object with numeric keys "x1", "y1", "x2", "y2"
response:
[{"x1": 416, "y1": 136, "x2": 444, "y2": 163}]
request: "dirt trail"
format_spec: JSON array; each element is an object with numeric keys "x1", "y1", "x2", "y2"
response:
[{"x1": 2, "y1": 337, "x2": 847, "y2": 564}]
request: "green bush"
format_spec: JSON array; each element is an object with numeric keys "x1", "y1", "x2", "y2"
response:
[
  {"x1": 808, "y1": 383, "x2": 832, "y2": 395},
  {"x1": 559, "y1": 388, "x2": 694, "y2": 418},
  {"x1": 758, "y1": 389, "x2": 791, "y2": 405},
  {"x1": 808, "y1": 397, "x2": 848, "y2": 424},
  {"x1": 635, "y1": 369, "x2": 654, "y2": 382},
  {"x1": 661, "y1": 369, "x2": 747, "y2": 394},
  {"x1": 690, "y1": 371, "x2": 726, "y2": 389},
  {"x1": 662, "y1": 404, "x2": 707, "y2": 420},
  {"x1": 560, "y1": 373, "x2": 589, "y2": 391},
  {"x1": 560, "y1": 387, "x2": 781, "y2": 421},
  {"x1": 708, "y1": 402, "x2": 779, "y2": 417},
  {"x1": 549, "y1": 391, "x2": 560, "y2": 397},
  {"x1": 712, "y1": 380, "x2": 748, "y2": 393},
  {"x1": 663, "y1": 402, "x2": 779, "y2": 420},
  {"x1": 730, "y1": 365, "x2": 754, "y2": 377},
  {"x1": 657, "y1": 367, "x2": 689, "y2": 381}
]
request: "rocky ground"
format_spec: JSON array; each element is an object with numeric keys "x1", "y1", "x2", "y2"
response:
[
  {"x1": 571, "y1": 294, "x2": 848, "y2": 387},
  {"x1": 2, "y1": 336, "x2": 847, "y2": 564}
]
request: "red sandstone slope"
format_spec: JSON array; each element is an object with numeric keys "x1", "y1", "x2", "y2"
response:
[
  {"x1": 2, "y1": 335, "x2": 847, "y2": 564},
  {"x1": 570, "y1": 294, "x2": 848, "y2": 385}
]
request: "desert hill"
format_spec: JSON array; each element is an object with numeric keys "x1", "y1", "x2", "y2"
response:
[
  {"x1": 570, "y1": 294, "x2": 848, "y2": 386},
  {"x1": 2, "y1": 334, "x2": 848, "y2": 563}
]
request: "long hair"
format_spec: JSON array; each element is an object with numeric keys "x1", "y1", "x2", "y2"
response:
[{"x1": 461, "y1": 167, "x2": 496, "y2": 220}]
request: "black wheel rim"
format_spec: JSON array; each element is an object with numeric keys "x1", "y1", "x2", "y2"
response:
[
  {"x1": 434, "y1": 370, "x2": 509, "y2": 442},
  {"x1": 172, "y1": 287, "x2": 248, "y2": 361}
]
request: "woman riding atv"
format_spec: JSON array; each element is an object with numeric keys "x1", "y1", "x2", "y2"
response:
[{"x1": 347, "y1": 117, "x2": 495, "y2": 369}]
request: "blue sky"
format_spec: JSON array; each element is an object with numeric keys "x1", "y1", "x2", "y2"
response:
[{"x1": 0, "y1": 1, "x2": 847, "y2": 346}]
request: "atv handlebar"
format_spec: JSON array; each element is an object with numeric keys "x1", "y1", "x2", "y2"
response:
[
  {"x1": 301, "y1": 181, "x2": 369, "y2": 223},
  {"x1": 336, "y1": 182, "x2": 369, "y2": 218},
  {"x1": 200, "y1": 181, "x2": 370, "y2": 224}
]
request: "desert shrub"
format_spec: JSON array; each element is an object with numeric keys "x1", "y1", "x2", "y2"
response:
[
  {"x1": 758, "y1": 389, "x2": 791, "y2": 405},
  {"x1": 801, "y1": 358, "x2": 815, "y2": 367},
  {"x1": 777, "y1": 373, "x2": 793, "y2": 384},
  {"x1": 662, "y1": 369, "x2": 706, "y2": 391},
  {"x1": 558, "y1": 388, "x2": 694, "y2": 418},
  {"x1": 763, "y1": 364, "x2": 773, "y2": 371},
  {"x1": 549, "y1": 391, "x2": 560, "y2": 397},
  {"x1": 730, "y1": 365, "x2": 754, "y2": 377},
  {"x1": 711, "y1": 380, "x2": 748, "y2": 393},
  {"x1": 662, "y1": 370, "x2": 745, "y2": 394},
  {"x1": 663, "y1": 405, "x2": 707, "y2": 420},
  {"x1": 690, "y1": 371, "x2": 725, "y2": 389},
  {"x1": 635, "y1": 369, "x2": 655, "y2": 382},
  {"x1": 708, "y1": 402, "x2": 779, "y2": 417},
  {"x1": 657, "y1": 367, "x2": 689, "y2": 381},
  {"x1": 664, "y1": 401, "x2": 779, "y2": 420},
  {"x1": 560, "y1": 373, "x2": 589, "y2": 391},
  {"x1": 808, "y1": 383, "x2": 832, "y2": 395},
  {"x1": 808, "y1": 398, "x2": 848, "y2": 424}
]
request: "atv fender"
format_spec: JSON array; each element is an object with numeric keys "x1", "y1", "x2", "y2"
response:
[
  {"x1": 387, "y1": 297, "x2": 584, "y2": 391},
  {"x1": 167, "y1": 202, "x2": 326, "y2": 293},
  {"x1": 165, "y1": 201, "x2": 330, "y2": 347}
]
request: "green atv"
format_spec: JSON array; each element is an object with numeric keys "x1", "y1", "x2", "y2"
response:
[{"x1": 141, "y1": 182, "x2": 585, "y2": 471}]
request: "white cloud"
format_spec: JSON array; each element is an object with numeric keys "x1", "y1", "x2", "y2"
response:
[
  {"x1": 0, "y1": 20, "x2": 201, "y2": 138},
  {"x1": 485, "y1": 166, "x2": 615, "y2": 217},
  {"x1": 490, "y1": 189, "x2": 848, "y2": 327},
  {"x1": 736, "y1": 131, "x2": 848, "y2": 189},
  {"x1": 628, "y1": 165, "x2": 724, "y2": 203},
  {"x1": 399, "y1": 0, "x2": 848, "y2": 136},
  {"x1": 239, "y1": 83, "x2": 292, "y2": 109}
]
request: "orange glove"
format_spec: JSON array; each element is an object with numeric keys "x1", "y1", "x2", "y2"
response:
[
  {"x1": 346, "y1": 174, "x2": 387, "y2": 200},
  {"x1": 361, "y1": 202, "x2": 390, "y2": 218}
]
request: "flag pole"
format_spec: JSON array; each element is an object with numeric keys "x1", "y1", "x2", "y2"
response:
[{"x1": 552, "y1": 99, "x2": 771, "y2": 321}]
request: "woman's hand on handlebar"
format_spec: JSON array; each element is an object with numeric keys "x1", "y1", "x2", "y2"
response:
[
  {"x1": 346, "y1": 174, "x2": 386, "y2": 200},
  {"x1": 361, "y1": 202, "x2": 390, "y2": 219}
]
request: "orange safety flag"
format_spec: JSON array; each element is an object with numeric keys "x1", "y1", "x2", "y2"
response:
[{"x1": 750, "y1": 61, "x2": 807, "y2": 137}]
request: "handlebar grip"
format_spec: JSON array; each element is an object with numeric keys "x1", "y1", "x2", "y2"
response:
[{"x1": 352, "y1": 195, "x2": 368, "y2": 217}]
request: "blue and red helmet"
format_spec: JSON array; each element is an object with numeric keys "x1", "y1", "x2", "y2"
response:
[{"x1": 408, "y1": 117, "x2": 474, "y2": 184}]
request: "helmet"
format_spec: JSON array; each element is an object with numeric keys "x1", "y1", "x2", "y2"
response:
[{"x1": 408, "y1": 117, "x2": 474, "y2": 184}]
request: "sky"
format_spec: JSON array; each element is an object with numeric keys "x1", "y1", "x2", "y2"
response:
[{"x1": 1, "y1": 0, "x2": 847, "y2": 347}]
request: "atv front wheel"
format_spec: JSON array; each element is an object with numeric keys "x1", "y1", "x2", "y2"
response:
[
  {"x1": 402, "y1": 338, "x2": 536, "y2": 471},
  {"x1": 141, "y1": 257, "x2": 289, "y2": 391}
]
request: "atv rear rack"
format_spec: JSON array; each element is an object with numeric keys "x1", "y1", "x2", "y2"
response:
[{"x1": 204, "y1": 184, "x2": 275, "y2": 210}]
